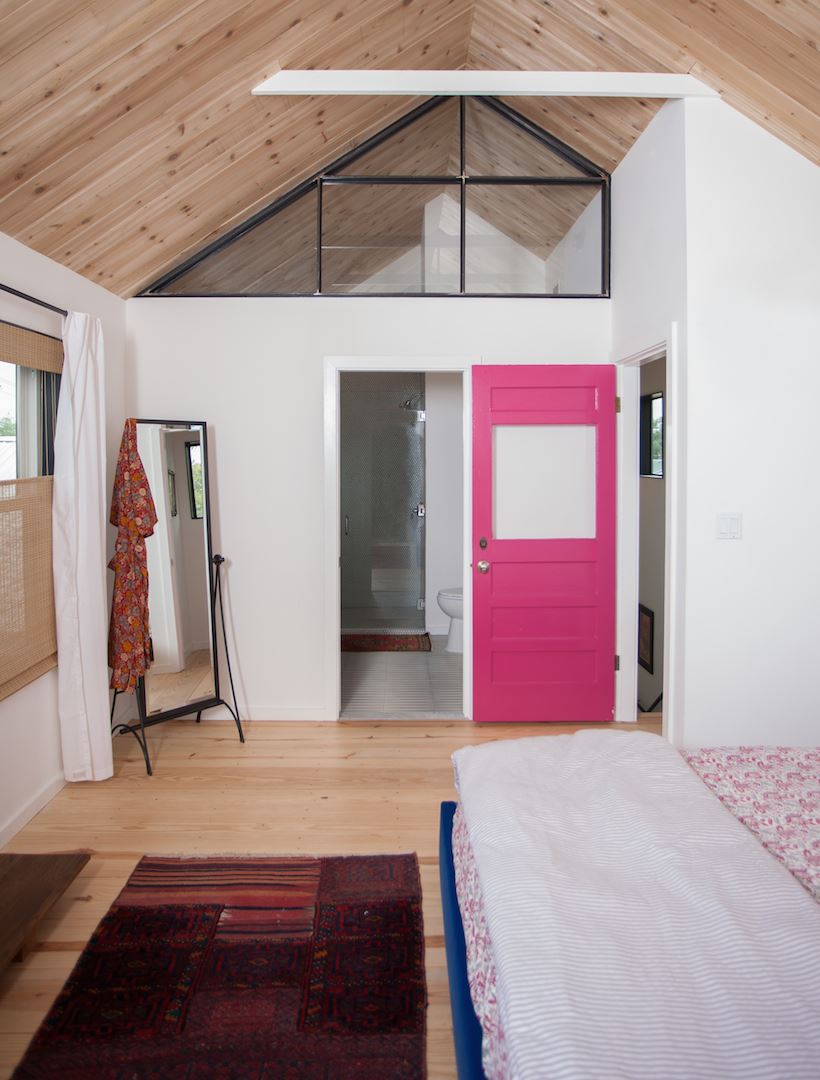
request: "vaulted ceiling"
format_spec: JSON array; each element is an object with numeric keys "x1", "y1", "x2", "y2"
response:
[{"x1": 0, "y1": 0, "x2": 816, "y2": 297}]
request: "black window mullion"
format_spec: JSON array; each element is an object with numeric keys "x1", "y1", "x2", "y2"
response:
[
  {"x1": 316, "y1": 178, "x2": 323, "y2": 295},
  {"x1": 601, "y1": 177, "x2": 611, "y2": 297}
]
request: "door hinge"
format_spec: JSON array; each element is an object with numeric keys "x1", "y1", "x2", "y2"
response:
[
  {"x1": 615, "y1": 396, "x2": 621, "y2": 414},
  {"x1": 614, "y1": 654, "x2": 620, "y2": 671}
]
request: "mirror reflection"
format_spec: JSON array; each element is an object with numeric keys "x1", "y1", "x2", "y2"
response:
[{"x1": 135, "y1": 421, "x2": 215, "y2": 716}]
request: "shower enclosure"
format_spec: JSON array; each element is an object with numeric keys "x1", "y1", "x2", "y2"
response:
[{"x1": 340, "y1": 372, "x2": 426, "y2": 631}]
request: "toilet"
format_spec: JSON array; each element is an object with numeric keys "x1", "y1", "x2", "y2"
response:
[{"x1": 437, "y1": 586, "x2": 463, "y2": 653}]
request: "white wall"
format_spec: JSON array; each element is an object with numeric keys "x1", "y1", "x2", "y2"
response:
[
  {"x1": 613, "y1": 95, "x2": 820, "y2": 748},
  {"x1": 678, "y1": 98, "x2": 820, "y2": 747},
  {"x1": 0, "y1": 231, "x2": 126, "y2": 845},
  {"x1": 425, "y1": 372, "x2": 463, "y2": 632},
  {"x1": 126, "y1": 297, "x2": 611, "y2": 719},
  {"x1": 361, "y1": 191, "x2": 599, "y2": 296},
  {"x1": 611, "y1": 102, "x2": 688, "y2": 360},
  {"x1": 544, "y1": 192, "x2": 603, "y2": 295},
  {"x1": 610, "y1": 101, "x2": 689, "y2": 735}
]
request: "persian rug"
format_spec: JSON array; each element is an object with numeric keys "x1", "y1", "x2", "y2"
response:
[
  {"x1": 341, "y1": 634, "x2": 432, "y2": 653},
  {"x1": 13, "y1": 854, "x2": 426, "y2": 1079}
]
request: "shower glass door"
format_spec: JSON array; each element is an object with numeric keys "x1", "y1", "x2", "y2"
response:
[{"x1": 340, "y1": 372, "x2": 426, "y2": 631}]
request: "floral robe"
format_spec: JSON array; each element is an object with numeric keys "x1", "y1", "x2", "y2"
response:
[{"x1": 108, "y1": 419, "x2": 157, "y2": 692}]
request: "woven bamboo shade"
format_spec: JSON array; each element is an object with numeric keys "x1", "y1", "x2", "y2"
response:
[
  {"x1": 0, "y1": 320, "x2": 62, "y2": 374},
  {"x1": 0, "y1": 477, "x2": 58, "y2": 699},
  {"x1": 0, "y1": 319, "x2": 63, "y2": 700}
]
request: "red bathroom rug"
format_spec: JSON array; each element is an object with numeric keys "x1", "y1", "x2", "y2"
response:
[
  {"x1": 341, "y1": 633, "x2": 432, "y2": 652},
  {"x1": 13, "y1": 854, "x2": 427, "y2": 1079}
]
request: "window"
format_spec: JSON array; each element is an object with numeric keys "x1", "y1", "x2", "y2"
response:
[
  {"x1": 640, "y1": 393, "x2": 664, "y2": 478},
  {"x1": 186, "y1": 441, "x2": 204, "y2": 519},
  {"x1": 144, "y1": 97, "x2": 610, "y2": 299},
  {"x1": 0, "y1": 359, "x2": 60, "y2": 481},
  {"x1": 0, "y1": 320, "x2": 63, "y2": 701}
]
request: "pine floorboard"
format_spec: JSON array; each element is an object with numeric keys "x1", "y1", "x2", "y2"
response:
[{"x1": 0, "y1": 716, "x2": 661, "y2": 1079}]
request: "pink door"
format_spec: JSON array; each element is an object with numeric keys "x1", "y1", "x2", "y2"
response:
[{"x1": 473, "y1": 365, "x2": 616, "y2": 723}]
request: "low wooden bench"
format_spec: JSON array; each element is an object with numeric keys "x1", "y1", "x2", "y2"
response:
[{"x1": 0, "y1": 852, "x2": 90, "y2": 970}]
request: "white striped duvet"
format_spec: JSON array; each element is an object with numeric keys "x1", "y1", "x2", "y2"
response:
[{"x1": 452, "y1": 730, "x2": 820, "y2": 1080}]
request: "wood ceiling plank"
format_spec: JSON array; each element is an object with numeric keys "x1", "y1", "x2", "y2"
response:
[
  {"x1": 96, "y1": 97, "x2": 436, "y2": 293},
  {"x1": 68, "y1": 96, "x2": 426, "y2": 292},
  {"x1": 1, "y1": 0, "x2": 468, "y2": 226},
  {"x1": 24, "y1": 5, "x2": 472, "y2": 292},
  {"x1": 633, "y1": 0, "x2": 818, "y2": 107},
  {"x1": 0, "y1": 0, "x2": 98, "y2": 64},
  {"x1": 468, "y1": 0, "x2": 678, "y2": 73},
  {"x1": 15, "y1": 8, "x2": 468, "y2": 276},
  {"x1": 617, "y1": 0, "x2": 820, "y2": 163},
  {"x1": 0, "y1": 0, "x2": 305, "y2": 190},
  {"x1": 740, "y1": 0, "x2": 820, "y2": 45},
  {"x1": 0, "y1": 0, "x2": 163, "y2": 109},
  {"x1": 502, "y1": 95, "x2": 663, "y2": 173}
]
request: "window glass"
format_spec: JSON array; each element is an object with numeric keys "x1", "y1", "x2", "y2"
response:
[
  {"x1": 0, "y1": 361, "x2": 15, "y2": 481},
  {"x1": 640, "y1": 393, "x2": 664, "y2": 477},
  {"x1": 164, "y1": 187, "x2": 318, "y2": 295},
  {"x1": 465, "y1": 184, "x2": 602, "y2": 295},
  {"x1": 336, "y1": 98, "x2": 459, "y2": 177},
  {"x1": 0, "y1": 359, "x2": 60, "y2": 479},
  {"x1": 493, "y1": 425, "x2": 596, "y2": 539},
  {"x1": 321, "y1": 182, "x2": 460, "y2": 294},
  {"x1": 186, "y1": 442, "x2": 204, "y2": 519},
  {"x1": 465, "y1": 98, "x2": 588, "y2": 178}
]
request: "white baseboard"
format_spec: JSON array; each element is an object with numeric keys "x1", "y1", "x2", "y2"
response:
[
  {"x1": 0, "y1": 772, "x2": 65, "y2": 847},
  {"x1": 425, "y1": 621, "x2": 450, "y2": 636},
  {"x1": 198, "y1": 705, "x2": 333, "y2": 722}
]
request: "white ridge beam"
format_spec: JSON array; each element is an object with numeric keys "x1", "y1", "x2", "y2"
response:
[{"x1": 252, "y1": 70, "x2": 717, "y2": 98}]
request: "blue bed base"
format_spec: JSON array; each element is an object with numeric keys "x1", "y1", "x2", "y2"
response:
[{"x1": 439, "y1": 800, "x2": 486, "y2": 1080}]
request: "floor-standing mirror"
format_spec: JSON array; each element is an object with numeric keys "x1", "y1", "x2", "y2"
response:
[{"x1": 112, "y1": 420, "x2": 243, "y2": 773}]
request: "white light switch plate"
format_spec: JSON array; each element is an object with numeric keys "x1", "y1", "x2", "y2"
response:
[{"x1": 717, "y1": 513, "x2": 742, "y2": 539}]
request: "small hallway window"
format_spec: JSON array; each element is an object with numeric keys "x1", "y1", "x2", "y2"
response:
[
  {"x1": 186, "y1": 441, "x2": 204, "y2": 518},
  {"x1": 640, "y1": 392, "x2": 664, "y2": 478}
]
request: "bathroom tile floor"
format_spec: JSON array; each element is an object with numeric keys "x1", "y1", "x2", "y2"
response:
[{"x1": 340, "y1": 635, "x2": 463, "y2": 719}]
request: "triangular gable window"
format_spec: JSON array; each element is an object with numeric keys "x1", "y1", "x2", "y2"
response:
[{"x1": 143, "y1": 97, "x2": 609, "y2": 298}]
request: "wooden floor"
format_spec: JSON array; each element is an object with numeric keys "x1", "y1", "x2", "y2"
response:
[
  {"x1": 0, "y1": 717, "x2": 661, "y2": 1079},
  {"x1": 144, "y1": 650, "x2": 215, "y2": 715}
]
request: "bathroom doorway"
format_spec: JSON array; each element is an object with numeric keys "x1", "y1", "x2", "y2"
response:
[{"x1": 336, "y1": 369, "x2": 464, "y2": 719}]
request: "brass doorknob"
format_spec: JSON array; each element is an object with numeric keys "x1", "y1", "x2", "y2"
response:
[{"x1": 477, "y1": 560, "x2": 490, "y2": 574}]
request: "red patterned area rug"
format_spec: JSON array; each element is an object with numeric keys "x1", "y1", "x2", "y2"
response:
[
  {"x1": 13, "y1": 854, "x2": 426, "y2": 1079},
  {"x1": 341, "y1": 634, "x2": 432, "y2": 653}
]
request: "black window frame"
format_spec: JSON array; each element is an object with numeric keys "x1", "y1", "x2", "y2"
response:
[
  {"x1": 140, "y1": 96, "x2": 611, "y2": 300},
  {"x1": 639, "y1": 392, "x2": 664, "y2": 478}
]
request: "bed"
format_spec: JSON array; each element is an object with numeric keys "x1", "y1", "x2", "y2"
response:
[{"x1": 440, "y1": 730, "x2": 820, "y2": 1079}]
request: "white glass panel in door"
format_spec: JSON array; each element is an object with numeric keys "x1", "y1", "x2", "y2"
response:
[{"x1": 492, "y1": 424, "x2": 596, "y2": 539}]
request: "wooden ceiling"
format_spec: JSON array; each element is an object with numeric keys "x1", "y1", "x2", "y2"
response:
[{"x1": 0, "y1": 0, "x2": 816, "y2": 297}]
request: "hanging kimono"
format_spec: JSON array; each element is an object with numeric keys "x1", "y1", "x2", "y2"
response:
[{"x1": 108, "y1": 419, "x2": 157, "y2": 692}]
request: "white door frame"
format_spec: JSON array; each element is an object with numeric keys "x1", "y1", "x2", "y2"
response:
[
  {"x1": 615, "y1": 323, "x2": 684, "y2": 744},
  {"x1": 323, "y1": 355, "x2": 474, "y2": 721}
]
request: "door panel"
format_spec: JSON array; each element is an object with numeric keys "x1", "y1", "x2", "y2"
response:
[{"x1": 473, "y1": 365, "x2": 616, "y2": 722}]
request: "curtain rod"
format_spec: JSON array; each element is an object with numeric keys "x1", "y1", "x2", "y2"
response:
[{"x1": 0, "y1": 282, "x2": 68, "y2": 318}]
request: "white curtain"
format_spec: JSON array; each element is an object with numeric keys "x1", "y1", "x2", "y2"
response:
[{"x1": 52, "y1": 312, "x2": 112, "y2": 781}]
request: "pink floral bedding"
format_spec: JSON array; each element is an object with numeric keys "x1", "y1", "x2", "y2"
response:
[
  {"x1": 682, "y1": 746, "x2": 820, "y2": 900},
  {"x1": 453, "y1": 744, "x2": 820, "y2": 1078},
  {"x1": 452, "y1": 804, "x2": 508, "y2": 1080}
]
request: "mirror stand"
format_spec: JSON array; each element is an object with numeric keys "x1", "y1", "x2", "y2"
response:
[{"x1": 111, "y1": 552, "x2": 244, "y2": 775}]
